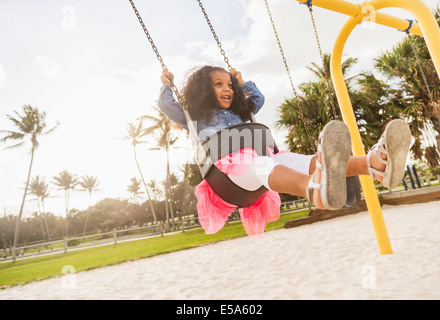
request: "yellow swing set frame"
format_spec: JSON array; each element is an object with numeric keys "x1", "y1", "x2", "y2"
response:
[{"x1": 297, "y1": 0, "x2": 440, "y2": 255}]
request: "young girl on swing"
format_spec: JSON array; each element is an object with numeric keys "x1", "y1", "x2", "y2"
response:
[{"x1": 158, "y1": 66, "x2": 412, "y2": 236}]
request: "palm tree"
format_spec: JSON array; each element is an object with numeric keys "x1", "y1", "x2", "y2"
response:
[
  {"x1": 277, "y1": 53, "x2": 397, "y2": 154},
  {"x1": 351, "y1": 71, "x2": 399, "y2": 148},
  {"x1": 79, "y1": 175, "x2": 100, "y2": 237},
  {"x1": 307, "y1": 54, "x2": 359, "y2": 88},
  {"x1": 147, "y1": 179, "x2": 162, "y2": 202},
  {"x1": 0, "y1": 105, "x2": 58, "y2": 262},
  {"x1": 140, "y1": 106, "x2": 181, "y2": 231},
  {"x1": 28, "y1": 175, "x2": 51, "y2": 242},
  {"x1": 127, "y1": 177, "x2": 144, "y2": 202},
  {"x1": 277, "y1": 55, "x2": 363, "y2": 153},
  {"x1": 180, "y1": 162, "x2": 202, "y2": 187},
  {"x1": 39, "y1": 180, "x2": 52, "y2": 244},
  {"x1": 52, "y1": 170, "x2": 79, "y2": 238},
  {"x1": 374, "y1": 32, "x2": 440, "y2": 167},
  {"x1": 123, "y1": 119, "x2": 157, "y2": 224}
]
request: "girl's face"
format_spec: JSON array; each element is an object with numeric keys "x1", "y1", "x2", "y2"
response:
[{"x1": 209, "y1": 70, "x2": 234, "y2": 109}]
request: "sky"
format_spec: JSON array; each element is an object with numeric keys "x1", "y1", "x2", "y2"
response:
[{"x1": 1, "y1": 0, "x2": 440, "y2": 218}]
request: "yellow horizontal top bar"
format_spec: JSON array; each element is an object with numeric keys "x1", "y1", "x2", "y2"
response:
[{"x1": 297, "y1": 0, "x2": 423, "y2": 36}]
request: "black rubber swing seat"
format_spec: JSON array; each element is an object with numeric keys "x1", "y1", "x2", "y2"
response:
[{"x1": 199, "y1": 123, "x2": 278, "y2": 208}]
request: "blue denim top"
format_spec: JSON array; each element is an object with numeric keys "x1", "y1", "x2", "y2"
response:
[{"x1": 158, "y1": 81, "x2": 265, "y2": 141}]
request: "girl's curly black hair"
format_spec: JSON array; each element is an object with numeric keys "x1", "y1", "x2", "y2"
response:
[{"x1": 181, "y1": 66, "x2": 255, "y2": 124}]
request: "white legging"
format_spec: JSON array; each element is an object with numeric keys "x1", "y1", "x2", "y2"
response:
[{"x1": 227, "y1": 152, "x2": 315, "y2": 191}]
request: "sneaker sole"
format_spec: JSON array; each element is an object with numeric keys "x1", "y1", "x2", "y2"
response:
[
  {"x1": 382, "y1": 119, "x2": 412, "y2": 188},
  {"x1": 319, "y1": 120, "x2": 352, "y2": 210}
]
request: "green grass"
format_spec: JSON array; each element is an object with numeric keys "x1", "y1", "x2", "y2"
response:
[{"x1": 0, "y1": 209, "x2": 309, "y2": 289}]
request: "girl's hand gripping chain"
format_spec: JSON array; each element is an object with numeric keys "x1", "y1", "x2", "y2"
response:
[
  {"x1": 229, "y1": 68, "x2": 245, "y2": 85},
  {"x1": 161, "y1": 69, "x2": 174, "y2": 86}
]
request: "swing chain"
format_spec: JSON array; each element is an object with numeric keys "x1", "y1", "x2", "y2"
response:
[
  {"x1": 196, "y1": 0, "x2": 258, "y2": 123},
  {"x1": 264, "y1": 0, "x2": 297, "y2": 100},
  {"x1": 406, "y1": 31, "x2": 440, "y2": 121},
  {"x1": 306, "y1": 3, "x2": 338, "y2": 120},
  {"x1": 196, "y1": 0, "x2": 232, "y2": 70},
  {"x1": 406, "y1": 31, "x2": 440, "y2": 155},
  {"x1": 128, "y1": 0, "x2": 165, "y2": 70},
  {"x1": 264, "y1": 0, "x2": 315, "y2": 152},
  {"x1": 128, "y1": 0, "x2": 188, "y2": 110}
]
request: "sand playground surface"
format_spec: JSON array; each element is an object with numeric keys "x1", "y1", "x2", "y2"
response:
[{"x1": 0, "y1": 200, "x2": 439, "y2": 300}]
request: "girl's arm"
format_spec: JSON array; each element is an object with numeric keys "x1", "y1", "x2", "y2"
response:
[
  {"x1": 242, "y1": 82, "x2": 265, "y2": 115},
  {"x1": 230, "y1": 68, "x2": 265, "y2": 115},
  {"x1": 158, "y1": 70, "x2": 188, "y2": 129}
]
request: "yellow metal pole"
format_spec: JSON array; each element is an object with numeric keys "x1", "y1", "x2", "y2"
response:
[
  {"x1": 296, "y1": 0, "x2": 423, "y2": 36},
  {"x1": 330, "y1": 0, "x2": 440, "y2": 255},
  {"x1": 330, "y1": 15, "x2": 393, "y2": 255}
]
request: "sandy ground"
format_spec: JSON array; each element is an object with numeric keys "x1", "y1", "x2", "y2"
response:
[{"x1": 1, "y1": 200, "x2": 439, "y2": 300}]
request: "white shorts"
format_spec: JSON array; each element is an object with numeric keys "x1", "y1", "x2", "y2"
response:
[{"x1": 227, "y1": 152, "x2": 314, "y2": 191}]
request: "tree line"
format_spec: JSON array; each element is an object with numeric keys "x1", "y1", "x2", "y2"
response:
[
  {"x1": 0, "y1": 171, "x2": 198, "y2": 251},
  {"x1": 0, "y1": 103, "x2": 200, "y2": 261}
]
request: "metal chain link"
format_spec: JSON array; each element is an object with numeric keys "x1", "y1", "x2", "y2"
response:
[
  {"x1": 306, "y1": 3, "x2": 338, "y2": 120},
  {"x1": 196, "y1": 0, "x2": 260, "y2": 122},
  {"x1": 264, "y1": 0, "x2": 315, "y2": 152},
  {"x1": 128, "y1": 0, "x2": 188, "y2": 110},
  {"x1": 196, "y1": 0, "x2": 232, "y2": 70},
  {"x1": 407, "y1": 32, "x2": 440, "y2": 119},
  {"x1": 406, "y1": 31, "x2": 440, "y2": 152}
]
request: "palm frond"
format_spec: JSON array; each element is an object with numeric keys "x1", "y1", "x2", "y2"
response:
[
  {"x1": 42, "y1": 121, "x2": 60, "y2": 135},
  {"x1": 79, "y1": 175, "x2": 101, "y2": 193},
  {"x1": 2, "y1": 141, "x2": 26, "y2": 150},
  {"x1": 0, "y1": 130, "x2": 25, "y2": 143},
  {"x1": 52, "y1": 170, "x2": 80, "y2": 190}
]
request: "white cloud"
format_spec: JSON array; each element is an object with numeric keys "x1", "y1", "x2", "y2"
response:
[{"x1": 33, "y1": 54, "x2": 64, "y2": 81}]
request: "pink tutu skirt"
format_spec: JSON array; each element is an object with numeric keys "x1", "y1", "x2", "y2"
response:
[{"x1": 194, "y1": 148, "x2": 281, "y2": 237}]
